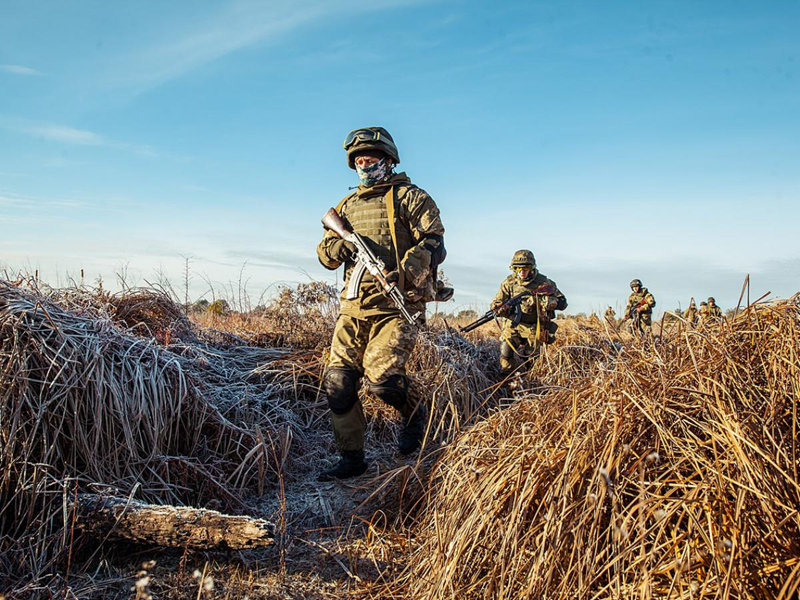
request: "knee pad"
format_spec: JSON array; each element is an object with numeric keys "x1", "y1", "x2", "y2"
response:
[
  {"x1": 500, "y1": 341, "x2": 514, "y2": 360},
  {"x1": 323, "y1": 367, "x2": 361, "y2": 415},
  {"x1": 367, "y1": 375, "x2": 408, "y2": 410}
]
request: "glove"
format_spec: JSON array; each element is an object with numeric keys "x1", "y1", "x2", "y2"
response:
[
  {"x1": 492, "y1": 301, "x2": 511, "y2": 317},
  {"x1": 331, "y1": 239, "x2": 356, "y2": 262},
  {"x1": 544, "y1": 297, "x2": 559, "y2": 311},
  {"x1": 385, "y1": 269, "x2": 400, "y2": 286}
]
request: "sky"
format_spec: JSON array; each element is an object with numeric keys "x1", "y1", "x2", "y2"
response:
[{"x1": 1, "y1": 0, "x2": 798, "y2": 316}]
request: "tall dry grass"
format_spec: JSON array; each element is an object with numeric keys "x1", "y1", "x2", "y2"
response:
[
  {"x1": 0, "y1": 281, "x2": 316, "y2": 594},
  {"x1": 384, "y1": 299, "x2": 800, "y2": 599}
]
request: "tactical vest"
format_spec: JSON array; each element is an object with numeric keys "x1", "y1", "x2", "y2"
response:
[{"x1": 339, "y1": 184, "x2": 415, "y2": 290}]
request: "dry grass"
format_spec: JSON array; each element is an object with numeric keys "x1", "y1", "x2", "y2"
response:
[
  {"x1": 0, "y1": 280, "x2": 319, "y2": 595},
  {"x1": 2, "y1": 275, "x2": 798, "y2": 599},
  {"x1": 383, "y1": 298, "x2": 800, "y2": 599}
]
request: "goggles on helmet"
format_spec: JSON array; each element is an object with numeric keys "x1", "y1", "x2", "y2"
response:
[{"x1": 344, "y1": 129, "x2": 384, "y2": 150}]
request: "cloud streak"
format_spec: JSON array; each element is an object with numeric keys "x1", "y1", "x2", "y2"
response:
[
  {"x1": 100, "y1": 0, "x2": 422, "y2": 93},
  {"x1": 0, "y1": 64, "x2": 42, "y2": 76},
  {"x1": 2, "y1": 117, "x2": 187, "y2": 160}
]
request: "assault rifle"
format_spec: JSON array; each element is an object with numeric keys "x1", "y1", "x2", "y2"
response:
[
  {"x1": 321, "y1": 207, "x2": 420, "y2": 325},
  {"x1": 460, "y1": 284, "x2": 555, "y2": 333},
  {"x1": 624, "y1": 297, "x2": 649, "y2": 323}
]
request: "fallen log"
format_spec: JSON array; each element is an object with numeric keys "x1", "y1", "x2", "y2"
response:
[{"x1": 73, "y1": 494, "x2": 274, "y2": 550}]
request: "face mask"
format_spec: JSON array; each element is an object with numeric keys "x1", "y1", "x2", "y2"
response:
[{"x1": 356, "y1": 158, "x2": 391, "y2": 186}]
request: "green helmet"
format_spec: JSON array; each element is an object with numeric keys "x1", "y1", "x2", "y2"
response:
[
  {"x1": 630, "y1": 278, "x2": 642, "y2": 289},
  {"x1": 510, "y1": 249, "x2": 536, "y2": 269},
  {"x1": 707, "y1": 296, "x2": 715, "y2": 304},
  {"x1": 343, "y1": 127, "x2": 400, "y2": 169}
]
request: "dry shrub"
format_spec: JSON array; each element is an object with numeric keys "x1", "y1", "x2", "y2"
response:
[
  {"x1": 192, "y1": 281, "x2": 339, "y2": 350},
  {"x1": 392, "y1": 299, "x2": 800, "y2": 599},
  {"x1": 0, "y1": 281, "x2": 313, "y2": 593}
]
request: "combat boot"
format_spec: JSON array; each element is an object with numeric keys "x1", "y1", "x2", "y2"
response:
[
  {"x1": 318, "y1": 451, "x2": 368, "y2": 482},
  {"x1": 398, "y1": 406, "x2": 427, "y2": 456}
]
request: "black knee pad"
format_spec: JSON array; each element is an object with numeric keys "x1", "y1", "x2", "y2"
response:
[
  {"x1": 500, "y1": 342, "x2": 514, "y2": 359},
  {"x1": 367, "y1": 375, "x2": 408, "y2": 410},
  {"x1": 323, "y1": 367, "x2": 361, "y2": 415}
]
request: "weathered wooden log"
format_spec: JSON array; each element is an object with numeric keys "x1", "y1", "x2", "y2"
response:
[{"x1": 73, "y1": 494, "x2": 274, "y2": 550}]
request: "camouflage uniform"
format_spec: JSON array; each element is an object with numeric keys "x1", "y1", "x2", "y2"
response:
[
  {"x1": 625, "y1": 286, "x2": 656, "y2": 334},
  {"x1": 604, "y1": 307, "x2": 616, "y2": 324},
  {"x1": 317, "y1": 173, "x2": 445, "y2": 454},
  {"x1": 684, "y1": 302, "x2": 697, "y2": 326},
  {"x1": 492, "y1": 269, "x2": 567, "y2": 375},
  {"x1": 698, "y1": 302, "x2": 709, "y2": 323},
  {"x1": 707, "y1": 298, "x2": 723, "y2": 320}
]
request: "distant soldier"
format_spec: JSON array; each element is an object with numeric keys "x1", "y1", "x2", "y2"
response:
[
  {"x1": 622, "y1": 279, "x2": 656, "y2": 334},
  {"x1": 706, "y1": 297, "x2": 723, "y2": 320},
  {"x1": 315, "y1": 127, "x2": 449, "y2": 481},
  {"x1": 491, "y1": 250, "x2": 567, "y2": 377},
  {"x1": 684, "y1": 299, "x2": 698, "y2": 326},
  {"x1": 604, "y1": 306, "x2": 616, "y2": 324},
  {"x1": 698, "y1": 301, "x2": 709, "y2": 323}
]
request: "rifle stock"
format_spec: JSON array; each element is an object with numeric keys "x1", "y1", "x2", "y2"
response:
[{"x1": 321, "y1": 208, "x2": 351, "y2": 239}]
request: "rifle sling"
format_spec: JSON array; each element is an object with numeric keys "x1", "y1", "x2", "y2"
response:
[{"x1": 384, "y1": 186, "x2": 404, "y2": 293}]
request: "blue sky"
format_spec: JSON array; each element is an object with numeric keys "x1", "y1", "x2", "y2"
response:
[{"x1": 1, "y1": 0, "x2": 798, "y2": 315}]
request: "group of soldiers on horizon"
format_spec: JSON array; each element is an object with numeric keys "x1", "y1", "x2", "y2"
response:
[
  {"x1": 604, "y1": 284, "x2": 723, "y2": 333},
  {"x1": 313, "y1": 125, "x2": 721, "y2": 481}
]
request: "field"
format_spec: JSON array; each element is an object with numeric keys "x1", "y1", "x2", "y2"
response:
[{"x1": 1, "y1": 278, "x2": 799, "y2": 599}]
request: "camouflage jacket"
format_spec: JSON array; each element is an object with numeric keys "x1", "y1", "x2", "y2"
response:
[
  {"x1": 625, "y1": 288, "x2": 656, "y2": 317},
  {"x1": 706, "y1": 305, "x2": 723, "y2": 319},
  {"x1": 317, "y1": 172, "x2": 445, "y2": 317},
  {"x1": 492, "y1": 272, "x2": 567, "y2": 331},
  {"x1": 684, "y1": 306, "x2": 697, "y2": 323}
]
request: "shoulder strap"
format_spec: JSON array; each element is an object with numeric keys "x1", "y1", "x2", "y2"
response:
[
  {"x1": 335, "y1": 192, "x2": 354, "y2": 214},
  {"x1": 384, "y1": 186, "x2": 404, "y2": 292}
]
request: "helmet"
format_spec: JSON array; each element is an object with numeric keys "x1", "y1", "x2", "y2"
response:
[
  {"x1": 630, "y1": 279, "x2": 642, "y2": 289},
  {"x1": 707, "y1": 297, "x2": 716, "y2": 303},
  {"x1": 343, "y1": 127, "x2": 400, "y2": 169},
  {"x1": 700, "y1": 301, "x2": 707, "y2": 306},
  {"x1": 510, "y1": 249, "x2": 536, "y2": 269}
]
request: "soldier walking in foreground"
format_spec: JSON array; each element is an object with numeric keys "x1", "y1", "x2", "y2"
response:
[
  {"x1": 315, "y1": 127, "x2": 448, "y2": 481},
  {"x1": 622, "y1": 279, "x2": 656, "y2": 334},
  {"x1": 491, "y1": 250, "x2": 567, "y2": 377}
]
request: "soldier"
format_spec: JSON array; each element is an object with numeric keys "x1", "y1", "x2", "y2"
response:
[
  {"x1": 315, "y1": 127, "x2": 447, "y2": 481},
  {"x1": 604, "y1": 306, "x2": 616, "y2": 324},
  {"x1": 491, "y1": 250, "x2": 567, "y2": 377},
  {"x1": 684, "y1": 298, "x2": 698, "y2": 326},
  {"x1": 622, "y1": 279, "x2": 656, "y2": 334},
  {"x1": 707, "y1": 297, "x2": 723, "y2": 320},
  {"x1": 698, "y1": 301, "x2": 709, "y2": 323}
]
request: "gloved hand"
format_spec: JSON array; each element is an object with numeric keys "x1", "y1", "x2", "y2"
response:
[
  {"x1": 385, "y1": 269, "x2": 400, "y2": 286},
  {"x1": 637, "y1": 305, "x2": 647, "y2": 314},
  {"x1": 492, "y1": 301, "x2": 511, "y2": 317},
  {"x1": 331, "y1": 239, "x2": 356, "y2": 262},
  {"x1": 544, "y1": 296, "x2": 559, "y2": 311}
]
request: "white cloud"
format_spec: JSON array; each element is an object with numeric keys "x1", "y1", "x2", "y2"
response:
[
  {"x1": 0, "y1": 64, "x2": 43, "y2": 76},
  {"x1": 23, "y1": 123, "x2": 104, "y2": 145},
  {"x1": 101, "y1": 0, "x2": 422, "y2": 92},
  {"x1": 2, "y1": 117, "x2": 189, "y2": 160}
]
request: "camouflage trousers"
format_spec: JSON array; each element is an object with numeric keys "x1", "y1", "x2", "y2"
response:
[
  {"x1": 632, "y1": 313, "x2": 652, "y2": 335},
  {"x1": 325, "y1": 311, "x2": 420, "y2": 452},
  {"x1": 499, "y1": 325, "x2": 542, "y2": 374}
]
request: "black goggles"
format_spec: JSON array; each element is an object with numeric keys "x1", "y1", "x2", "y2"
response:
[{"x1": 343, "y1": 129, "x2": 385, "y2": 150}]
